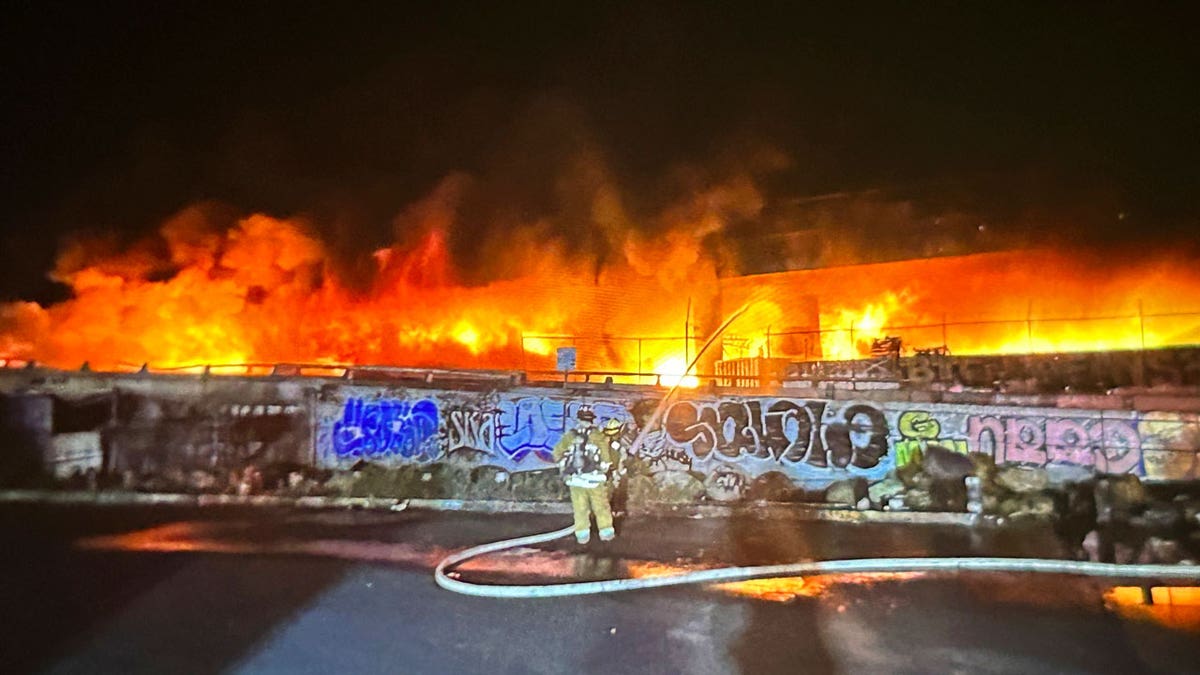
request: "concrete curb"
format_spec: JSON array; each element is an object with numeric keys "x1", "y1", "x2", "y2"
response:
[
  {"x1": 629, "y1": 501, "x2": 996, "y2": 526},
  {"x1": 0, "y1": 489, "x2": 412, "y2": 511},
  {"x1": 0, "y1": 489, "x2": 1000, "y2": 525},
  {"x1": 0, "y1": 490, "x2": 572, "y2": 514}
]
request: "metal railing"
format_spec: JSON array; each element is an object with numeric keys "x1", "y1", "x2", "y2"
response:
[
  {"x1": 4, "y1": 306, "x2": 1197, "y2": 390},
  {"x1": 520, "y1": 333, "x2": 702, "y2": 380},
  {"x1": 753, "y1": 306, "x2": 1200, "y2": 361},
  {"x1": 0, "y1": 359, "x2": 527, "y2": 387},
  {"x1": 519, "y1": 307, "x2": 1200, "y2": 368}
]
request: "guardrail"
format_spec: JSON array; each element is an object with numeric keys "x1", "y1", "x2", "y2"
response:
[
  {"x1": 519, "y1": 306, "x2": 1200, "y2": 366},
  {"x1": 0, "y1": 359, "x2": 527, "y2": 387}
]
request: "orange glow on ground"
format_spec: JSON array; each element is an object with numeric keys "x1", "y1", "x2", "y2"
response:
[{"x1": 627, "y1": 561, "x2": 923, "y2": 602}]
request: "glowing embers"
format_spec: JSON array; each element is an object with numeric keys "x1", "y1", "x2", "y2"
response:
[{"x1": 1105, "y1": 586, "x2": 1200, "y2": 632}]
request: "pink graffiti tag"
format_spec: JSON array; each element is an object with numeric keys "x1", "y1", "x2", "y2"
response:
[
  {"x1": 1095, "y1": 419, "x2": 1142, "y2": 474},
  {"x1": 1046, "y1": 418, "x2": 1093, "y2": 467},
  {"x1": 967, "y1": 415, "x2": 1142, "y2": 475}
]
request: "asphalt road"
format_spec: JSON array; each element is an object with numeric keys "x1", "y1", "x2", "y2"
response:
[{"x1": 1, "y1": 504, "x2": 1198, "y2": 674}]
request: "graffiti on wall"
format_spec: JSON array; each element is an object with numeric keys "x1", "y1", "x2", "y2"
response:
[
  {"x1": 443, "y1": 405, "x2": 497, "y2": 459},
  {"x1": 661, "y1": 399, "x2": 890, "y2": 471},
  {"x1": 1138, "y1": 412, "x2": 1200, "y2": 480},
  {"x1": 663, "y1": 399, "x2": 825, "y2": 464},
  {"x1": 894, "y1": 410, "x2": 968, "y2": 467},
  {"x1": 332, "y1": 397, "x2": 440, "y2": 460},
  {"x1": 316, "y1": 386, "x2": 1197, "y2": 483},
  {"x1": 647, "y1": 398, "x2": 895, "y2": 486},
  {"x1": 321, "y1": 392, "x2": 632, "y2": 470},
  {"x1": 635, "y1": 431, "x2": 693, "y2": 473},
  {"x1": 703, "y1": 464, "x2": 749, "y2": 502},
  {"x1": 441, "y1": 397, "x2": 630, "y2": 464},
  {"x1": 641, "y1": 397, "x2": 1174, "y2": 485},
  {"x1": 494, "y1": 398, "x2": 628, "y2": 463},
  {"x1": 784, "y1": 347, "x2": 1200, "y2": 392},
  {"x1": 967, "y1": 414, "x2": 1142, "y2": 474}
]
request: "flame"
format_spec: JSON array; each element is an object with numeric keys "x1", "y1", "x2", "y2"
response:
[
  {"x1": 2, "y1": 190, "x2": 1199, "y2": 377},
  {"x1": 652, "y1": 356, "x2": 700, "y2": 388},
  {"x1": 719, "y1": 249, "x2": 1200, "y2": 362},
  {"x1": 820, "y1": 291, "x2": 911, "y2": 360},
  {"x1": 0, "y1": 183, "x2": 735, "y2": 377}
]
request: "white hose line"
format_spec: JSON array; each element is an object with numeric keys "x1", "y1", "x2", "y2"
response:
[
  {"x1": 434, "y1": 525, "x2": 1200, "y2": 599},
  {"x1": 438, "y1": 301, "x2": 1199, "y2": 598}
]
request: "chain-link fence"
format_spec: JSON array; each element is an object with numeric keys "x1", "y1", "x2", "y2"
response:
[
  {"x1": 744, "y1": 308, "x2": 1200, "y2": 362},
  {"x1": 520, "y1": 307, "x2": 1200, "y2": 383}
]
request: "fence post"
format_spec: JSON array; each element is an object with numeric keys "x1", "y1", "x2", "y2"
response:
[
  {"x1": 1026, "y1": 300, "x2": 1034, "y2": 353},
  {"x1": 1136, "y1": 300, "x2": 1146, "y2": 386},
  {"x1": 684, "y1": 297, "x2": 691, "y2": 367},
  {"x1": 1138, "y1": 299, "x2": 1146, "y2": 350},
  {"x1": 849, "y1": 321, "x2": 857, "y2": 390}
]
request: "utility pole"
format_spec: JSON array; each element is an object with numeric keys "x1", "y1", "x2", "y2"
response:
[
  {"x1": 685, "y1": 297, "x2": 692, "y2": 368},
  {"x1": 1026, "y1": 299, "x2": 1034, "y2": 353}
]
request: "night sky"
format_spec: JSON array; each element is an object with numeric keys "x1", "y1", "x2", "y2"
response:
[{"x1": 2, "y1": 2, "x2": 1197, "y2": 302}]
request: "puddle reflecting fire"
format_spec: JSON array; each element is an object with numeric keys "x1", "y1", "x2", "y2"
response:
[
  {"x1": 1105, "y1": 586, "x2": 1200, "y2": 632},
  {"x1": 78, "y1": 521, "x2": 1200, "y2": 622},
  {"x1": 628, "y1": 561, "x2": 922, "y2": 603}
]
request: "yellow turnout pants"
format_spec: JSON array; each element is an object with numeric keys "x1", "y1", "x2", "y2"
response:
[{"x1": 569, "y1": 484, "x2": 613, "y2": 536}]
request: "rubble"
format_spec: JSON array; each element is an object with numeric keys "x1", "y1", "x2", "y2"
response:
[
  {"x1": 994, "y1": 466, "x2": 1050, "y2": 494},
  {"x1": 999, "y1": 493, "x2": 1056, "y2": 520},
  {"x1": 1094, "y1": 474, "x2": 1147, "y2": 522},
  {"x1": 745, "y1": 472, "x2": 799, "y2": 502},
  {"x1": 824, "y1": 478, "x2": 868, "y2": 506},
  {"x1": 922, "y1": 446, "x2": 975, "y2": 481},
  {"x1": 704, "y1": 469, "x2": 747, "y2": 503},
  {"x1": 867, "y1": 476, "x2": 906, "y2": 508},
  {"x1": 649, "y1": 471, "x2": 705, "y2": 504},
  {"x1": 1131, "y1": 504, "x2": 1184, "y2": 534},
  {"x1": 902, "y1": 488, "x2": 934, "y2": 511},
  {"x1": 1144, "y1": 536, "x2": 1185, "y2": 565}
]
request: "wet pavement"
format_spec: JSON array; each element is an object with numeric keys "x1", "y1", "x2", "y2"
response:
[{"x1": 1, "y1": 503, "x2": 1198, "y2": 674}]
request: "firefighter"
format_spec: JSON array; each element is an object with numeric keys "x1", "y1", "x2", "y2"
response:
[{"x1": 553, "y1": 407, "x2": 624, "y2": 544}]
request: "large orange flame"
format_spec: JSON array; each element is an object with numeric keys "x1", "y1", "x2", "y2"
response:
[
  {"x1": 720, "y1": 249, "x2": 1200, "y2": 362},
  {"x1": 0, "y1": 183, "x2": 737, "y2": 380},
  {"x1": 2, "y1": 194, "x2": 1199, "y2": 378}
]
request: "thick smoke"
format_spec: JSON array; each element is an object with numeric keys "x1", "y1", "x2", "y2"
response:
[{"x1": 0, "y1": 121, "x2": 781, "y2": 371}]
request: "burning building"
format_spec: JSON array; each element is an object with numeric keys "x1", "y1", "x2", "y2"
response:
[{"x1": 1, "y1": 187, "x2": 1199, "y2": 384}]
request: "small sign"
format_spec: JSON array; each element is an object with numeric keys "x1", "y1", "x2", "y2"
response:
[{"x1": 556, "y1": 347, "x2": 577, "y2": 372}]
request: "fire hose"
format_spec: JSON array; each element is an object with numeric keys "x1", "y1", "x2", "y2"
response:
[
  {"x1": 433, "y1": 525, "x2": 1200, "y2": 598},
  {"x1": 434, "y1": 299, "x2": 1200, "y2": 597}
]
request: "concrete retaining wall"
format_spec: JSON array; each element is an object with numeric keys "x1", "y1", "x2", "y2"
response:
[
  {"x1": 785, "y1": 346, "x2": 1200, "y2": 392},
  {"x1": 1, "y1": 367, "x2": 1197, "y2": 499}
]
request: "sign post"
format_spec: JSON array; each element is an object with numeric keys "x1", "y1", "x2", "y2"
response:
[{"x1": 556, "y1": 346, "x2": 577, "y2": 385}]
